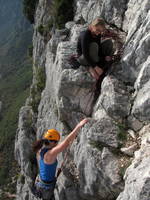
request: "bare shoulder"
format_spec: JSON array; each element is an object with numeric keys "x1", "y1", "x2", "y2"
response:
[{"x1": 44, "y1": 149, "x2": 57, "y2": 164}]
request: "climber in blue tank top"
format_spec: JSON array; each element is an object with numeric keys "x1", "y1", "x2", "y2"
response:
[
  {"x1": 39, "y1": 147, "x2": 58, "y2": 183},
  {"x1": 32, "y1": 118, "x2": 88, "y2": 200}
]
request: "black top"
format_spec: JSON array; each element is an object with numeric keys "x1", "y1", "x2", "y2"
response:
[{"x1": 77, "y1": 29, "x2": 101, "y2": 67}]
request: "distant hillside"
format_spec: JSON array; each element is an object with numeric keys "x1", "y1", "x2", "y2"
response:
[
  {"x1": 0, "y1": 0, "x2": 33, "y2": 197},
  {"x1": 0, "y1": 0, "x2": 32, "y2": 77}
]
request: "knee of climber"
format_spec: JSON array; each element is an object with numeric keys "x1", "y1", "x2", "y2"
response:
[{"x1": 100, "y1": 39, "x2": 114, "y2": 56}]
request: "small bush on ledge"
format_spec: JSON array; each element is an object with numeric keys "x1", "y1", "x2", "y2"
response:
[
  {"x1": 23, "y1": 0, "x2": 39, "y2": 24},
  {"x1": 37, "y1": 19, "x2": 53, "y2": 37},
  {"x1": 37, "y1": 24, "x2": 45, "y2": 35}
]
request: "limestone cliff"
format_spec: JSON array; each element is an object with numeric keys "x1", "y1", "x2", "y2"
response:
[{"x1": 15, "y1": 0, "x2": 150, "y2": 200}]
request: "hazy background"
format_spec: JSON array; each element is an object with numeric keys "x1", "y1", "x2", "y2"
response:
[{"x1": 0, "y1": 0, "x2": 33, "y2": 197}]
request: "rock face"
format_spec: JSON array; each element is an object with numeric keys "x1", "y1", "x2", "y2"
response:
[
  {"x1": 15, "y1": 106, "x2": 37, "y2": 200},
  {"x1": 15, "y1": 0, "x2": 150, "y2": 200},
  {"x1": 132, "y1": 81, "x2": 150, "y2": 122},
  {"x1": 117, "y1": 125, "x2": 150, "y2": 200}
]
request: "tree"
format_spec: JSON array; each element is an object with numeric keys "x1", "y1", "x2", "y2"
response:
[{"x1": 23, "y1": 0, "x2": 39, "y2": 24}]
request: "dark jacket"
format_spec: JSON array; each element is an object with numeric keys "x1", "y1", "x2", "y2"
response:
[{"x1": 77, "y1": 29, "x2": 101, "y2": 67}]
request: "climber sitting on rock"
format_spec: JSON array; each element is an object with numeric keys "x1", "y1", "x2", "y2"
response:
[
  {"x1": 74, "y1": 18, "x2": 123, "y2": 80},
  {"x1": 32, "y1": 118, "x2": 88, "y2": 200}
]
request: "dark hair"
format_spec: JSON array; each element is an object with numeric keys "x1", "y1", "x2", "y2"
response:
[{"x1": 32, "y1": 139, "x2": 50, "y2": 153}]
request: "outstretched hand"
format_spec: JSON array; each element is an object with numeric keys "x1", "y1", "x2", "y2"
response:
[{"x1": 77, "y1": 118, "x2": 89, "y2": 128}]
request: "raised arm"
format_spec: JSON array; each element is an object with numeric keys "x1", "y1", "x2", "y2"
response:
[{"x1": 49, "y1": 118, "x2": 88, "y2": 157}]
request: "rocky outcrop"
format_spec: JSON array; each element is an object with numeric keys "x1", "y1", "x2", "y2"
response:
[
  {"x1": 117, "y1": 125, "x2": 150, "y2": 200},
  {"x1": 15, "y1": 0, "x2": 150, "y2": 200},
  {"x1": 15, "y1": 106, "x2": 37, "y2": 200},
  {"x1": 94, "y1": 75, "x2": 131, "y2": 121}
]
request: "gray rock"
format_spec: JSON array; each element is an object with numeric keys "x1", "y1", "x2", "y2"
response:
[
  {"x1": 75, "y1": 0, "x2": 127, "y2": 28},
  {"x1": 55, "y1": 174, "x2": 80, "y2": 200},
  {"x1": 73, "y1": 128, "x2": 123, "y2": 200},
  {"x1": 127, "y1": 129, "x2": 136, "y2": 139},
  {"x1": 117, "y1": 125, "x2": 150, "y2": 200},
  {"x1": 123, "y1": 0, "x2": 150, "y2": 34},
  {"x1": 16, "y1": 177, "x2": 36, "y2": 200},
  {"x1": 95, "y1": 75, "x2": 131, "y2": 121},
  {"x1": 65, "y1": 21, "x2": 76, "y2": 30},
  {"x1": 121, "y1": 143, "x2": 138, "y2": 156},
  {"x1": 85, "y1": 118, "x2": 120, "y2": 148},
  {"x1": 54, "y1": 41, "x2": 95, "y2": 123},
  {"x1": 139, "y1": 124, "x2": 150, "y2": 145},
  {"x1": 101, "y1": 0, "x2": 128, "y2": 28},
  {"x1": 70, "y1": 24, "x2": 87, "y2": 43},
  {"x1": 120, "y1": 5, "x2": 150, "y2": 83},
  {"x1": 127, "y1": 115, "x2": 143, "y2": 132},
  {"x1": 15, "y1": 106, "x2": 36, "y2": 189},
  {"x1": 132, "y1": 81, "x2": 150, "y2": 122},
  {"x1": 134, "y1": 56, "x2": 150, "y2": 91}
]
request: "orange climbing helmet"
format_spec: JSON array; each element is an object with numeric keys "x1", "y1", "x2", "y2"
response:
[{"x1": 43, "y1": 129, "x2": 60, "y2": 141}]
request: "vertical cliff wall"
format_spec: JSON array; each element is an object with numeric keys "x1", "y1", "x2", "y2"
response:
[{"x1": 15, "y1": 0, "x2": 150, "y2": 200}]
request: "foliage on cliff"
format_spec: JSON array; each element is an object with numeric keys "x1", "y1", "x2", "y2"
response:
[
  {"x1": 49, "y1": 0, "x2": 74, "y2": 28},
  {"x1": 29, "y1": 66, "x2": 46, "y2": 113},
  {"x1": 23, "y1": 0, "x2": 39, "y2": 23}
]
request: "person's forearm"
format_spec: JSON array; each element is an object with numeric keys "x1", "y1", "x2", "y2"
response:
[
  {"x1": 49, "y1": 126, "x2": 81, "y2": 155},
  {"x1": 64, "y1": 125, "x2": 81, "y2": 145},
  {"x1": 50, "y1": 119, "x2": 88, "y2": 156}
]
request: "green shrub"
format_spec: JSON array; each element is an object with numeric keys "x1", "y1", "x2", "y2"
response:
[
  {"x1": 50, "y1": 0, "x2": 74, "y2": 28},
  {"x1": 23, "y1": 0, "x2": 39, "y2": 24},
  {"x1": 30, "y1": 88, "x2": 41, "y2": 113},
  {"x1": 47, "y1": 19, "x2": 54, "y2": 30},
  {"x1": 20, "y1": 174, "x2": 25, "y2": 184},
  {"x1": 37, "y1": 20, "x2": 53, "y2": 39},
  {"x1": 29, "y1": 66, "x2": 46, "y2": 113},
  {"x1": 117, "y1": 123, "x2": 127, "y2": 142},
  {"x1": 89, "y1": 140, "x2": 106, "y2": 151},
  {"x1": 23, "y1": 0, "x2": 74, "y2": 26},
  {"x1": 36, "y1": 67, "x2": 46, "y2": 92},
  {"x1": 37, "y1": 24, "x2": 45, "y2": 35},
  {"x1": 28, "y1": 45, "x2": 33, "y2": 57}
]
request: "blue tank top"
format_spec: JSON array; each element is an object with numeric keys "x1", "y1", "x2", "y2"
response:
[{"x1": 39, "y1": 148, "x2": 58, "y2": 182}]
